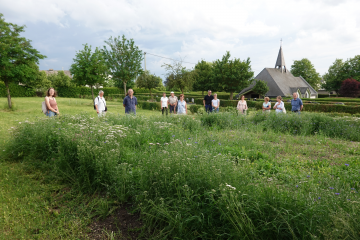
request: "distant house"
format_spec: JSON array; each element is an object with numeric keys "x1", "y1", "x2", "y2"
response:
[
  {"x1": 42, "y1": 69, "x2": 72, "y2": 78},
  {"x1": 236, "y1": 46, "x2": 318, "y2": 99}
]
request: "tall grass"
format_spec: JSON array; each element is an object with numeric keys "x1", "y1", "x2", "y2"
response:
[{"x1": 4, "y1": 112, "x2": 360, "y2": 239}]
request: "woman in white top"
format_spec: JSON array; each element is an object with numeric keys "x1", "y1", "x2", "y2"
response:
[
  {"x1": 273, "y1": 96, "x2": 285, "y2": 113},
  {"x1": 177, "y1": 94, "x2": 187, "y2": 115},
  {"x1": 237, "y1": 95, "x2": 248, "y2": 115},
  {"x1": 211, "y1": 93, "x2": 220, "y2": 113},
  {"x1": 160, "y1": 92, "x2": 169, "y2": 116},
  {"x1": 262, "y1": 97, "x2": 271, "y2": 113}
]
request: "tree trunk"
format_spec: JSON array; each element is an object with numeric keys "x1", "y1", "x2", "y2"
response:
[
  {"x1": 124, "y1": 82, "x2": 127, "y2": 95},
  {"x1": 181, "y1": 88, "x2": 184, "y2": 94},
  {"x1": 230, "y1": 92, "x2": 233, "y2": 100},
  {"x1": 5, "y1": 81, "x2": 12, "y2": 109},
  {"x1": 91, "y1": 85, "x2": 94, "y2": 102}
]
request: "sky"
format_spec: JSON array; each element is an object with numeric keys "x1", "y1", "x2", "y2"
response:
[{"x1": 1, "y1": 0, "x2": 360, "y2": 80}]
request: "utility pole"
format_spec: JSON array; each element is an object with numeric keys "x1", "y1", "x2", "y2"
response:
[{"x1": 144, "y1": 52, "x2": 147, "y2": 73}]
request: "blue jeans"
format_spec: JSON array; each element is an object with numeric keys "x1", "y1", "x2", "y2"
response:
[
  {"x1": 212, "y1": 107, "x2": 219, "y2": 112},
  {"x1": 205, "y1": 104, "x2": 213, "y2": 113},
  {"x1": 46, "y1": 110, "x2": 57, "y2": 117},
  {"x1": 292, "y1": 110, "x2": 301, "y2": 114}
]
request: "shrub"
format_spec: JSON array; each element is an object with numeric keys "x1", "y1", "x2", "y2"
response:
[
  {"x1": 189, "y1": 105, "x2": 201, "y2": 114},
  {"x1": 0, "y1": 82, "x2": 36, "y2": 97},
  {"x1": 137, "y1": 101, "x2": 161, "y2": 110},
  {"x1": 339, "y1": 78, "x2": 360, "y2": 98}
]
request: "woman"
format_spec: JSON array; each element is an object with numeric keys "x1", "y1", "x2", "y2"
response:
[
  {"x1": 262, "y1": 97, "x2": 271, "y2": 113},
  {"x1": 237, "y1": 95, "x2": 248, "y2": 115},
  {"x1": 177, "y1": 94, "x2": 187, "y2": 115},
  {"x1": 211, "y1": 93, "x2": 220, "y2": 113},
  {"x1": 45, "y1": 88, "x2": 59, "y2": 117},
  {"x1": 273, "y1": 96, "x2": 285, "y2": 113}
]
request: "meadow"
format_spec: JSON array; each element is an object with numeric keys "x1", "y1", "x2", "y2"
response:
[{"x1": 1, "y1": 97, "x2": 360, "y2": 239}]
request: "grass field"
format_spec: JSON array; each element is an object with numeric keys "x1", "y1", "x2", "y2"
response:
[{"x1": 1, "y1": 97, "x2": 360, "y2": 239}]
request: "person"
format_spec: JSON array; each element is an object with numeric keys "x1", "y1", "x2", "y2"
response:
[
  {"x1": 237, "y1": 95, "x2": 248, "y2": 115},
  {"x1": 123, "y1": 89, "x2": 137, "y2": 115},
  {"x1": 211, "y1": 93, "x2": 220, "y2": 113},
  {"x1": 203, "y1": 90, "x2": 214, "y2": 113},
  {"x1": 168, "y1": 91, "x2": 178, "y2": 114},
  {"x1": 95, "y1": 90, "x2": 107, "y2": 117},
  {"x1": 273, "y1": 96, "x2": 285, "y2": 113},
  {"x1": 45, "y1": 88, "x2": 59, "y2": 117},
  {"x1": 177, "y1": 94, "x2": 187, "y2": 115},
  {"x1": 160, "y1": 92, "x2": 169, "y2": 116},
  {"x1": 262, "y1": 97, "x2": 271, "y2": 113},
  {"x1": 291, "y1": 92, "x2": 303, "y2": 114}
]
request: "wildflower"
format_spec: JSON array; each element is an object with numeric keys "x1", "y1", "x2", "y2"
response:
[
  {"x1": 351, "y1": 188, "x2": 355, "y2": 190},
  {"x1": 172, "y1": 135, "x2": 175, "y2": 137},
  {"x1": 347, "y1": 199, "x2": 351, "y2": 201},
  {"x1": 195, "y1": 142, "x2": 198, "y2": 144},
  {"x1": 345, "y1": 164, "x2": 349, "y2": 166},
  {"x1": 296, "y1": 185, "x2": 298, "y2": 188},
  {"x1": 307, "y1": 175, "x2": 310, "y2": 178},
  {"x1": 329, "y1": 187, "x2": 334, "y2": 190},
  {"x1": 98, "y1": 130, "x2": 102, "y2": 132},
  {"x1": 335, "y1": 193, "x2": 340, "y2": 195},
  {"x1": 318, "y1": 197, "x2": 321, "y2": 200},
  {"x1": 219, "y1": 143, "x2": 221, "y2": 145}
]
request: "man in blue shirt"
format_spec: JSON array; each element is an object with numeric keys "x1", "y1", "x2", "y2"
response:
[
  {"x1": 291, "y1": 92, "x2": 303, "y2": 113},
  {"x1": 123, "y1": 89, "x2": 137, "y2": 115}
]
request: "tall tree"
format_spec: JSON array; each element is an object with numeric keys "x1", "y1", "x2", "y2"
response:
[
  {"x1": 70, "y1": 44, "x2": 109, "y2": 101},
  {"x1": 0, "y1": 13, "x2": 46, "y2": 108},
  {"x1": 102, "y1": 35, "x2": 143, "y2": 95},
  {"x1": 135, "y1": 70, "x2": 162, "y2": 99},
  {"x1": 213, "y1": 51, "x2": 254, "y2": 100},
  {"x1": 322, "y1": 59, "x2": 345, "y2": 95},
  {"x1": 251, "y1": 79, "x2": 269, "y2": 97},
  {"x1": 341, "y1": 55, "x2": 360, "y2": 81},
  {"x1": 290, "y1": 58, "x2": 321, "y2": 91},
  {"x1": 193, "y1": 60, "x2": 214, "y2": 95},
  {"x1": 162, "y1": 60, "x2": 195, "y2": 94},
  {"x1": 47, "y1": 71, "x2": 73, "y2": 88}
]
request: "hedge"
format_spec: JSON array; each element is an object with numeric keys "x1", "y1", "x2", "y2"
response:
[
  {"x1": 57, "y1": 87, "x2": 121, "y2": 98},
  {"x1": 0, "y1": 82, "x2": 36, "y2": 97},
  {"x1": 137, "y1": 101, "x2": 161, "y2": 111}
]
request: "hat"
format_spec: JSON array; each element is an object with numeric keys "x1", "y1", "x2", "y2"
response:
[{"x1": 170, "y1": 91, "x2": 174, "y2": 93}]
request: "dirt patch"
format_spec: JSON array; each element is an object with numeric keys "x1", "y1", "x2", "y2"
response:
[{"x1": 88, "y1": 204, "x2": 143, "y2": 240}]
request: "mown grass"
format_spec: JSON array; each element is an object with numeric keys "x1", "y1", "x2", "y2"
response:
[{"x1": 3, "y1": 105, "x2": 360, "y2": 239}]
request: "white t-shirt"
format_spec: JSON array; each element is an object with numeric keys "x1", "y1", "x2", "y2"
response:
[
  {"x1": 160, "y1": 97, "x2": 168, "y2": 108},
  {"x1": 212, "y1": 99, "x2": 220, "y2": 107},
  {"x1": 95, "y1": 96, "x2": 106, "y2": 112},
  {"x1": 274, "y1": 101, "x2": 284, "y2": 113}
]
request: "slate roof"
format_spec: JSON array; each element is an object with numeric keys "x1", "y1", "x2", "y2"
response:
[
  {"x1": 42, "y1": 69, "x2": 72, "y2": 78},
  {"x1": 275, "y1": 46, "x2": 287, "y2": 73}
]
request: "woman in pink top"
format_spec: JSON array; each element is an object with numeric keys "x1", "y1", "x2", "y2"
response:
[
  {"x1": 45, "y1": 88, "x2": 59, "y2": 117},
  {"x1": 237, "y1": 95, "x2": 248, "y2": 115}
]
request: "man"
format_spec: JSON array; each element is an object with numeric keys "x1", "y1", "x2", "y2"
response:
[
  {"x1": 160, "y1": 92, "x2": 169, "y2": 116},
  {"x1": 168, "y1": 91, "x2": 178, "y2": 114},
  {"x1": 291, "y1": 92, "x2": 303, "y2": 114},
  {"x1": 123, "y1": 89, "x2": 137, "y2": 115},
  {"x1": 203, "y1": 90, "x2": 214, "y2": 113},
  {"x1": 95, "y1": 90, "x2": 107, "y2": 117}
]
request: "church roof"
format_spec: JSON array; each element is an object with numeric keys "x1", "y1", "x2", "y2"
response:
[{"x1": 275, "y1": 46, "x2": 287, "y2": 73}]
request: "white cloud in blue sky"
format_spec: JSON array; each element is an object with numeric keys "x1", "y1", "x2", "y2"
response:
[{"x1": 1, "y1": 0, "x2": 360, "y2": 79}]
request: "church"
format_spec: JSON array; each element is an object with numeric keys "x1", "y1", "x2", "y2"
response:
[{"x1": 236, "y1": 45, "x2": 318, "y2": 99}]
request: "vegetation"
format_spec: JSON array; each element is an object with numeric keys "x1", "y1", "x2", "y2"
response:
[
  {"x1": 0, "y1": 13, "x2": 46, "y2": 109},
  {"x1": 135, "y1": 70, "x2": 163, "y2": 99},
  {"x1": 70, "y1": 44, "x2": 109, "y2": 102},
  {"x1": 290, "y1": 58, "x2": 321, "y2": 91},
  {"x1": 47, "y1": 70, "x2": 73, "y2": 89},
  {"x1": 251, "y1": 79, "x2": 269, "y2": 97},
  {"x1": 193, "y1": 60, "x2": 215, "y2": 95},
  {"x1": 163, "y1": 59, "x2": 195, "y2": 94},
  {"x1": 213, "y1": 51, "x2": 254, "y2": 100},
  {"x1": 103, "y1": 35, "x2": 143, "y2": 95},
  {"x1": 339, "y1": 78, "x2": 360, "y2": 98}
]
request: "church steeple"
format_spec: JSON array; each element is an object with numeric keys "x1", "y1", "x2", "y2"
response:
[{"x1": 275, "y1": 40, "x2": 287, "y2": 73}]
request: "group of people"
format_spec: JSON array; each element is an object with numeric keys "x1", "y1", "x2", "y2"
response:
[{"x1": 44, "y1": 87, "x2": 304, "y2": 118}]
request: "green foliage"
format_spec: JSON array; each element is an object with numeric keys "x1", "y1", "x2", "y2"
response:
[
  {"x1": 103, "y1": 35, "x2": 143, "y2": 95},
  {"x1": 251, "y1": 79, "x2": 269, "y2": 97},
  {"x1": 135, "y1": 71, "x2": 162, "y2": 98},
  {"x1": 290, "y1": 58, "x2": 321, "y2": 90},
  {"x1": 213, "y1": 51, "x2": 254, "y2": 100},
  {"x1": 70, "y1": 44, "x2": 109, "y2": 101},
  {"x1": 189, "y1": 104, "x2": 201, "y2": 114},
  {"x1": 137, "y1": 101, "x2": 161, "y2": 110},
  {"x1": 0, "y1": 82, "x2": 35, "y2": 97},
  {"x1": 341, "y1": 55, "x2": 360, "y2": 81},
  {"x1": 193, "y1": 60, "x2": 215, "y2": 93},
  {"x1": 163, "y1": 60, "x2": 195, "y2": 94},
  {"x1": 56, "y1": 86, "x2": 121, "y2": 98},
  {"x1": 47, "y1": 71, "x2": 74, "y2": 89},
  {"x1": 0, "y1": 13, "x2": 46, "y2": 108},
  {"x1": 322, "y1": 59, "x2": 345, "y2": 94}
]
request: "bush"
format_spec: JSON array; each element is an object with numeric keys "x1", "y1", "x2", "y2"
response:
[
  {"x1": 339, "y1": 78, "x2": 360, "y2": 98},
  {"x1": 0, "y1": 82, "x2": 36, "y2": 97},
  {"x1": 189, "y1": 105, "x2": 201, "y2": 114},
  {"x1": 137, "y1": 101, "x2": 161, "y2": 110},
  {"x1": 56, "y1": 87, "x2": 121, "y2": 98}
]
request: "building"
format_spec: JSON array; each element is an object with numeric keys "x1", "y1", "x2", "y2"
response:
[
  {"x1": 236, "y1": 45, "x2": 318, "y2": 99},
  {"x1": 42, "y1": 69, "x2": 72, "y2": 78}
]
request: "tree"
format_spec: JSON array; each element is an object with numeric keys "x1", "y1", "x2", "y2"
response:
[
  {"x1": 339, "y1": 78, "x2": 360, "y2": 98},
  {"x1": 162, "y1": 60, "x2": 195, "y2": 94},
  {"x1": 102, "y1": 35, "x2": 143, "y2": 95},
  {"x1": 0, "y1": 13, "x2": 46, "y2": 108},
  {"x1": 70, "y1": 44, "x2": 109, "y2": 102},
  {"x1": 341, "y1": 55, "x2": 360, "y2": 81},
  {"x1": 213, "y1": 51, "x2": 254, "y2": 100},
  {"x1": 290, "y1": 58, "x2": 321, "y2": 91},
  {"x1": 47, "y1": 71, "x2": 73, "y2": 88},
  {"x1": 136, "y1": 70, "x2": 162, "y2": 99},
  {"x1": 322, "y1": 59, "x2": 345, "y2": 95},
  {"x1": 193, "y1": 60, "x2": 214, "y2": 95},
  {"x1": 251, "y1": 79, "x2": 269, "y2": 97}
]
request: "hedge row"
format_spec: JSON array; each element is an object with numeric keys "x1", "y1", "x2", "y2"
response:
[
  {"x1": 137, "y1": 101, "x2": 161, "y2": 110},
  {"x1": 0, "y1": 82, "x2": 36, "y2": 97},
  {"x1": 194, "y1": 98, "x2": 360, "y2": 114},
  {"x1": 56, "y1": 87, "x2": 121, "y2": 98}
]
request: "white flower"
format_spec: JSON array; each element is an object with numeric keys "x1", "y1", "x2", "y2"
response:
[
  {"x1": 19, "y1": 122, "x2": 21, "y2": 124},
  {"x1": 98, "y1": 130, "x2": 102, "y2": 132}
]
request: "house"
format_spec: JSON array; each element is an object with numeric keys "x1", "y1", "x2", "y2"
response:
[
  {"x1": 236, "y1": 45, "x2": 318, "y2": 99},
  {"x1": 42, "y1": 69, "x2": 72, "y2": 78}
]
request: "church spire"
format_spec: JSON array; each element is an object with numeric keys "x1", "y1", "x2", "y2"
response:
[{"x1": 275, "y1": 40, "x2": 287, "y2": 73}]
